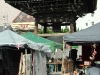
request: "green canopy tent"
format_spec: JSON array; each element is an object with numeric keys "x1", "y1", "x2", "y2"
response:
[{"x1": 21, "y1": 32, "x2": 63, "y2": 52}]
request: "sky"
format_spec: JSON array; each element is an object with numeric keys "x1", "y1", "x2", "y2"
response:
[
  {"x1": 0, "y1": 0, "x2": 20, "y2": 26},
  {"x1": 76, "y1": 0, "x2": 100, "y2": 30},
  {"x1": 0, "y1": 0, "x2": 100, "y2": 30}
]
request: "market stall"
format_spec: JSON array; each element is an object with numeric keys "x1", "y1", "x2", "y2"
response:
[
  {"x1": 63, "y1": 22, "x2": 100, "y2": 75},
  {"x1": 0, "y1": 30, "x2": 52, "y2": 75},
  {"x1": 21, "y1": 32, "x2": 63, "y2": 74}
]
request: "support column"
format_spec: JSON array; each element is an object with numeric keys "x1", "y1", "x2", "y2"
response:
[
  {"x1": 43, "y1": 23, "x2": 47, "y2": 33},
  {"x1": 70, "y1": 19, "x2": 76, "y2": 33},
  {"x1": 70, "y1": 23, "x2": 74, "y2": 33},
  {"x1": 34, "y1": 19, "x2": 38, "y2": 34},
  {"x1": 74, "y1": 22, "x2": 76, "y2": 32}
]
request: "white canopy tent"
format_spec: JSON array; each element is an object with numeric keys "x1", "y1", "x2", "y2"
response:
[{"x1": 0, "y1": 30, "x2": 52, "y2": 52}]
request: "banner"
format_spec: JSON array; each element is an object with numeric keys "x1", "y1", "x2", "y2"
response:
[{"x1": 12, "y1": 22, "x2": 35, "y2": 30}]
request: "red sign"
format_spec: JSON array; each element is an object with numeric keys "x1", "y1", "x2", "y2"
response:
[{"x1": 20, "y1": 24, "x2": 28, "y2": 28}]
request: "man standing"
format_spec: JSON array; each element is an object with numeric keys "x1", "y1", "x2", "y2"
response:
[{"x1": 87, "y1": 62, "x2": 100, "y2": 75}]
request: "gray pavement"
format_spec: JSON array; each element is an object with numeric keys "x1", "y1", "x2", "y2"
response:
[{"x1": 47, "y1": 72, "x2": 61, "y2": 75}]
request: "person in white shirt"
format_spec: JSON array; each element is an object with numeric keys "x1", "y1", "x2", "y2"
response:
[{"x1": 87, "y1": 62, "x2": 100, "y2": 75}]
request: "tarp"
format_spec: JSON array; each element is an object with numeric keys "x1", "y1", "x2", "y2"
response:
[
  {"x1": 64, "y1": 22, "x2": 100, "y2": 44},
  {"x1": 34, "y1": 51, "x2": 47, "y2": 75},
  {"x1": 47, "y1": 36, "x2": 63, "y2": 44},
  {"x1": 21, "y1": 32, "x2": 63, "y2": 52},
  {"x1": 0, "y1": 30, "x2": 51, "y2": 52}
]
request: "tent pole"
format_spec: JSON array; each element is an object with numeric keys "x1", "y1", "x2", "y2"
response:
[
  {"x1": 61, "y1": 36, "x2": 65, "y2": 75},
  {"x1": 54, "y1": 51, "x2": 56, "y2": 73},
  {"x1": 55, "y1": 48, "x2": 57, "y2": 74},
  {"x1": 25, "y1": 48, "x2": 27, "y2": 75},
  {"x1": 55, "y1": 48, "x2": 58, "y2": 74},
  {"x1": 56, "y1": 49, "x2": 58, "y2": 72}
]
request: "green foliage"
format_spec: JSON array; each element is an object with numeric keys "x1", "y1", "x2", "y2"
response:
[
  {"x1": 38, "y1": 29, "x2": 44, "y2": 34},
  {"x1": 46, "y1": 27, "x2": 53, "y2": 33},
  {"x1": 61, "y1": 27, "x2": 70, "y2": 33},
  {"x1": 38, "y1": 27, "x2": 53, "y2": 34},
  {"x1": 61, "y1": 29, "x2": 63, "y2": 33},
  {"x1": 38, "y1": 27, "x2": 81, "y2": 33}
]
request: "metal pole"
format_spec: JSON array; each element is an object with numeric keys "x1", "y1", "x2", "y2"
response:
[
  {"x1": 61, "y1": 36, "x2": 65, "y2": 75},
  {"x1": 55, "y1": 48, "x2": 58, "y2": 74},
  {"x1": 54, "y1": 50, "x2": 56, "y2": 74},
  {"x1": 25, "y1": 49, "x2": 27, "y2": 75}
]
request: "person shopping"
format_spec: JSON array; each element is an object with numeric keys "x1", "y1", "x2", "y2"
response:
[{"x1": 86, "y1": 62, "x2": 100, "y2": 75}]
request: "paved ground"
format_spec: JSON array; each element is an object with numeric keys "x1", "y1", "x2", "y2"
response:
[
  {"x1": 47, "y1": 72, "x2": 61, "y2": 75},
  {"x1": 48, "y1": 74, "x2": 60, "y2": 75}
]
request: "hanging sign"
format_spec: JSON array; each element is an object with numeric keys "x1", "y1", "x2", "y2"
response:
[{"x1": 12, "y1": 22, "x2": 35, "y2": 30}]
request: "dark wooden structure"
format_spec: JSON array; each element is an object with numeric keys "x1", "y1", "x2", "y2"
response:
[{"x1": 5, "y1": 0, "x2": 97, "y2": 34}]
